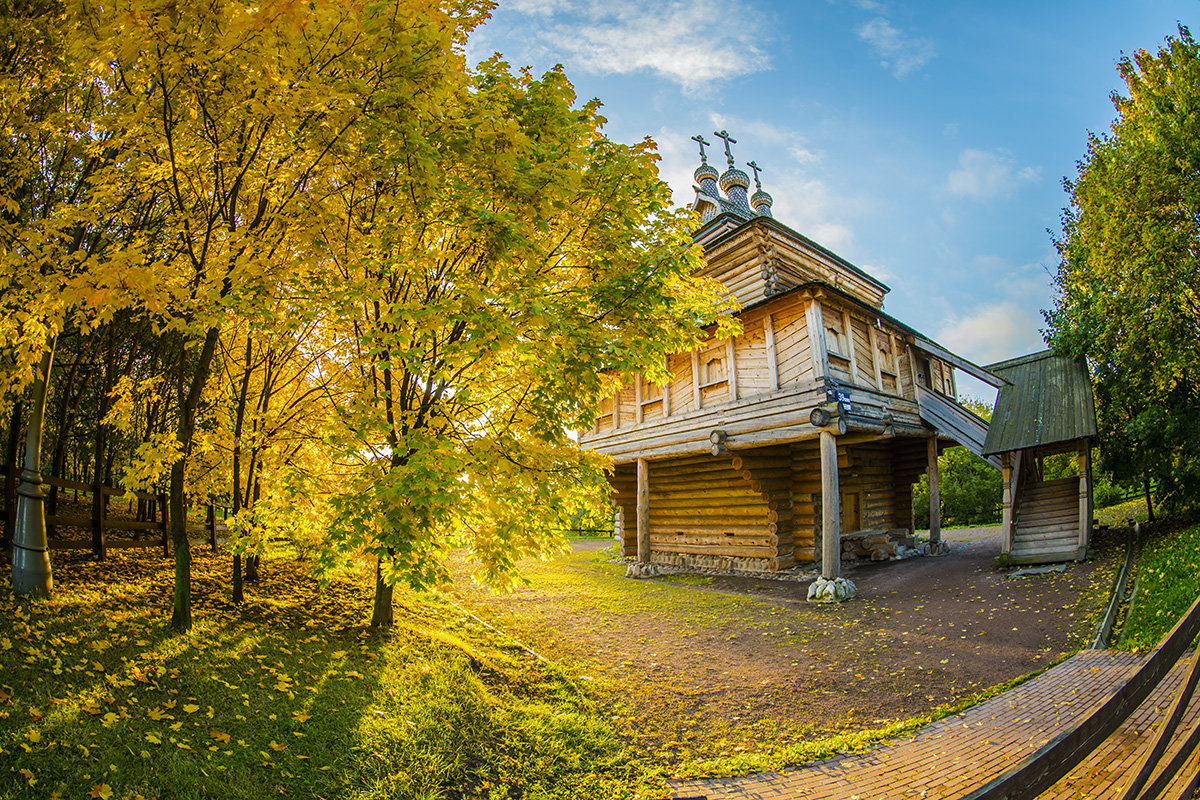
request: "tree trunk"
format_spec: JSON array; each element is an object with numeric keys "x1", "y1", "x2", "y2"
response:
[
  {"x1": 11, "y1": 346, "x2": 55, "y2": 597},
  {"x1": 231, "y1": 336, "x2": 253, "y2": 604},
  {"x1": 4, "y1": 400, "x2": 23, "y2": 550},
  {"x1": 1144, "y1": 476, "x2": 1155, "y2": 523},
  {"x1": 170, "y1": 326, "x2": 221, "y2": 631},
  {"x1": 370, "y1": 551, "x2": 394, "y2": 628}
]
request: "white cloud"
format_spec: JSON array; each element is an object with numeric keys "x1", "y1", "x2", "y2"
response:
[
  {"x1": 935, "y1": 301, "x2": 1046, "y2": 366},
  {"x1": 946, "y1": 148, "x2": 1042, "y2": 201},
  {"x1": 857, "y1": 17, "x2": 934, "y2": 78},
  {"x1": 486, "y1": 0, "x2": 773, "y2": 94}
]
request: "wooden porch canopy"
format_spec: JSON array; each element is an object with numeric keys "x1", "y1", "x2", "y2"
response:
[{"x1": 982, "y1": 351, "x2": 1098, "y2": 565}]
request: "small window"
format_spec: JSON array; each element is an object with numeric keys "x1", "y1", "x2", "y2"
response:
[{"x1": 704, "y1": 357, "x2": 725, "y2": 384}]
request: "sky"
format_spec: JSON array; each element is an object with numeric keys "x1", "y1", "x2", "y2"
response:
[{"x1": 467, "y1": 0, "x2": 1197, "y2": 401}]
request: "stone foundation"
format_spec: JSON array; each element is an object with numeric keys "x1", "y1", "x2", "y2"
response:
[{"x1": 649, "y1": 551, "x2": 785, "y2": 573}]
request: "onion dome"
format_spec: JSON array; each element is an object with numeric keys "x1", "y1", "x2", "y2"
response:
[
  {"x1": 694, "y1": 163, "x2": 720, "y2": 197},
  {"x1": 751, "y1": 189, "x2": 774, "y2": 217},
  {"x1": 720, "y1": 166, "x2": 753, "y2": 215}
]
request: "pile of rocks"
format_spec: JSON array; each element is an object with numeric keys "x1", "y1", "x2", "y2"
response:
[{"x1": 842, "y1": 530, "x2": 924, "y2": 562}]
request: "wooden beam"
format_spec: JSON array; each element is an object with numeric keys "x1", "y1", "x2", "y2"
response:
[
  {"x1": 637, "y1": 458, "x2": 649, "y2": 564},
  {"x1": 927, "y1": 436, "x2": 941, "y2": 545},
  {"x1": 911, "y1": 337, "x2": 1008, "y2": 389},
  {"x1": 805, "y1": 299, "x2": 828, "y2": 381},
  {"x1": 661, "y1": 357, "x2": 671, "y2": 418},
  {"x1": 764, "y1": 313, "x2": 779, "y2": 391},
  {"x1": 691, "y1": 348, "x2": 702, "y2": 410},
  {"x1": 612, "y1": 390, "x2": 620, "y2": 429},
  {"x1": 726, "y1": 337, "x2": 738, "y2": 401},
  {"x1": 820, "y1": 429, "x2": 841, "y2": 580},
  {"x1": 1078, "y1": 443, "x2": 1092, "y2": 557},
  {"x1": 1001, "y1": 452, "x2": 1014, "y2": 556},
  {"x1": 634, "y1": 375, "x2": 643, "y2": 425},
  {"x1": 842, "y1": 310, "x2": 859, "y2": 382},
  {"x1": 868, "y1": 325, "x2": 884, "y2": 392}
]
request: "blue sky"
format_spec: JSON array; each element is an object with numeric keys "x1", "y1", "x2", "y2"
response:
[{"x1": 468, "y1": 0, "x2": 1196, "y2": 399}]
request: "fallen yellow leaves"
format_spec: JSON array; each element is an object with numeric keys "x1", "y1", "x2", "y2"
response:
[
  {"x1": 209, "y1": 729, "x2": 231, "y2": 743},
  {"x1": 88, "y1": 783, "x2": 114, "y2": 799},
  {"x1": 182, "y1": 703, "x2": 200, "y2": 713},
  {"x1": 268, "y1": 740, "x2": 288, "y2": 751}
]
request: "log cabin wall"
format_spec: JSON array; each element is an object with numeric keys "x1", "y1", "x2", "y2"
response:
[{"x1": 610, "y1": 453, "x2": 791, "y2": 572}]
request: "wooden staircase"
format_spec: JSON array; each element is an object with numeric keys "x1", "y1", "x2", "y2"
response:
[{"x1": 1010, "y1": 476, "x2": 1084, "y2": 564}]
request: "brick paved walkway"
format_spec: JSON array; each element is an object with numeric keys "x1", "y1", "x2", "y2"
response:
[{"x1": 667, "y1": 648, "x2": 1200, "y2": 799}]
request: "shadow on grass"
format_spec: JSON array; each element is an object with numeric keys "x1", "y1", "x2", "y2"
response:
[{"x1": 1, "y1": 548, "x2": 649, "y2": 800}]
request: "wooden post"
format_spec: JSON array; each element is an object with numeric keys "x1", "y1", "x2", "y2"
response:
[
  {"x1": 691, "y1": 348, "x2": 702, "y2": 409},
  {"x1": 763, "y1": 313, "x2": 779, "y2": 391},
  {"x1": 725, "y1": 337, "x2": 738, "y2": 401},
  {"x1": 1078, "y1": 442, "x2": 1092, "y2": 557},
  {"x1": 636, "y1": 458, "x2": 650, "y2": 565},
  {"x1": 661, "y1": 356, "x2": 671, "y2": 418},
  {"x1": 841, "y1": 310, "x2": 859, "y2": 379},
  {"x1": 805, "y1": 298, "x2": 828, "y2": 381},
  {"x1": 927, "y1": 436, "x2": 941, "y2": 547},
  {"x1": 868, "y1": 326, "x2": 885, "y2": 391},
  {"x1": 612, "y1": 390, "x2": 620, "y2": 430},
  {"x1": 1000, "y1": 452, "x2": 1014, "y2": 556},
  {"x1": 820, "y1": 429, "x2": 841, "y2": 580},
  {"x1": 634, "y1": 376, "x2": 643, "y2": 425}
]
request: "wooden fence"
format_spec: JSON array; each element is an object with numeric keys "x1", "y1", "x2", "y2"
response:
[{"x1": 1, "y1": 462, "x2": 230, "y2": 557}]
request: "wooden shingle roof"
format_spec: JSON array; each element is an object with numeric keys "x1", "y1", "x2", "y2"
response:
[{"x1": 981, "y1": 350, "x2": 1097, "y2": 456}]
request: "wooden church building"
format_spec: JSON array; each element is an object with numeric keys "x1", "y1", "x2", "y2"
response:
[{"x1": 578, "y1": 132, "x2": 1017, "y2": 587}]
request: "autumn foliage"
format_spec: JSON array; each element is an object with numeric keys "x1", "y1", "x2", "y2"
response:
[{"x1": 0, "y1": 0, "x2": 726, "y2": 625}]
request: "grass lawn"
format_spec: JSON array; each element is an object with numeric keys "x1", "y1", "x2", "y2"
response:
[
  {"x1": 1119, "y1": 521, "x2": 1200, "y2": 652},
  {"x1": 0, "y1": 547, "x2": 655, "y2": 800}
]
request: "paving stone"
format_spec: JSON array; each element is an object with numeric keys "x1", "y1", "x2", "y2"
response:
[{"x1": 666, "y1": 649, "x2": 1200, "y2": 799}]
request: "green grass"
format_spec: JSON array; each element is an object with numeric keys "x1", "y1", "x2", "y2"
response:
[
  {"x1": 1119, "y1": 522, "x2": 1200, "y2": 652},
  {"x1": 0, "y1": 548, "x2": 656, "y2": 800},
  {"x1": 1094, "y1": 496, "x2": 1153, "y2": 528}
]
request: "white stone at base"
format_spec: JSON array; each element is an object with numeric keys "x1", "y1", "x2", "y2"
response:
[
  {"x1": 807, "y1": 576, "x2": 857, "y2": 603},
  {"x1": 625, "y1": 562, "x2": 662, "y2": 578}
]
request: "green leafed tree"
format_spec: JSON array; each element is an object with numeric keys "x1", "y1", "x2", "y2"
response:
[
  {"x1": 914, "y1": 399, "x2": 1002, "y2": 528},
  {"x1": 1045, "y1": 25, "x2": 1200, "y2": 514},
  {"x1": 321, "y1": 59, "x2": 730, "y2": 627}
]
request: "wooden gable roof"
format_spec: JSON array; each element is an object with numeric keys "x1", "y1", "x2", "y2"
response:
[{"x1": 981, "y1": 350, "x2": 1097, "y2": 456}]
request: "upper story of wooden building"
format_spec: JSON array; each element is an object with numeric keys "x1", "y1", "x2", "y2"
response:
[{"x1": 579, "y1": 133, "x2": 998, "y2": 466}]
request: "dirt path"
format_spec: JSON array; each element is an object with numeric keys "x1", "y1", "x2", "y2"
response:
[{"x1": 447, "y1": 527, "x2": 1120, "y2": 769}]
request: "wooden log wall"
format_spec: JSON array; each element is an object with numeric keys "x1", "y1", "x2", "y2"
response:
[{"x1": 609, "y1": 452, "x2": 790, "y2": 572}]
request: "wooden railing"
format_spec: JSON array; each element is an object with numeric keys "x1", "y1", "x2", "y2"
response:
[
  {"x1": 963, "y1": 592, "x2": 1200, "y2": 800},
  {"x1": 1, "y1": 463, "x2": 230, "y2": 556}
]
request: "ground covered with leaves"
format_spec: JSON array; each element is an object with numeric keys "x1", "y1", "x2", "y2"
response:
[
  {"x1": 0, "y1": 547, "x2": 654, "y2": 800},
  {"x1": 449, "y1": 526, "x2": 1120, "y2": 778}
]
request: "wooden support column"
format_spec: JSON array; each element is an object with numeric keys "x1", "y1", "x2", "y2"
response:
[
  {"x1": 634, "y1": 376, "x2": 643, "y2": 425},
  {"x1": 612, "y1": 391, "x2": 620, "y2": 429},
  {"x1": 927, "y1": 436, "x2": 941, "y2": 546},
  {"x1": 661, "y1": 357, "x2": 671, "y2": 418},
  {"x1": 820, "y1": 429, "x2": 841, "y2": 580},
  {"x1": 763, "y1": 314, "x2": 779, "y2": 391},
  {"x1": 841, "y1": 310, "x2": 859, "y2": 379},
  {"x1": 1078, "y1": 442, "x2": 1092, "y2": 557},
  {"x1": 636, "y1": 458, "x2": 650, "y2": 564},
  {"x1": 1000, "y1": 452, "x2": 1014, "y2": 556},
  {"x1": 691, "y1": 349, "x2": 702, "y2": 409},
  {"x1": 868, "y1": 326, "x2": 884, "y2": 391},
  {"x1": 726, "y1": 337, "x2": 738, "y2": 401},
  {"x1": 805, "y1": 298, "x2": 828, "y2": 381}
]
